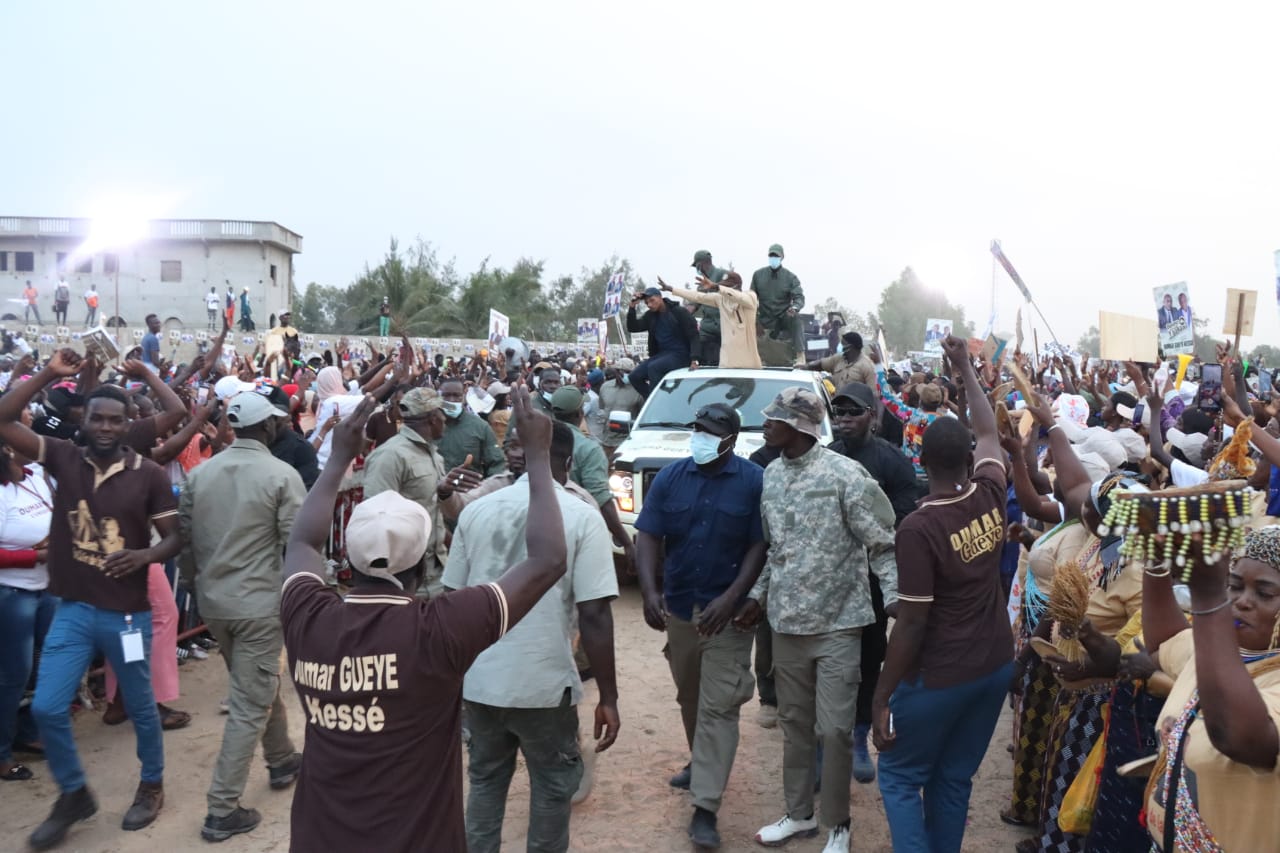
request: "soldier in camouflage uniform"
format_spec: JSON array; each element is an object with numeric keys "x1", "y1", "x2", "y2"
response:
[
  {"x1": 737, "y1": 387, "x2": 899, "y2": 853},
  {"x1": 750, "y1": 244, "x2": 805, "y2": 366}
]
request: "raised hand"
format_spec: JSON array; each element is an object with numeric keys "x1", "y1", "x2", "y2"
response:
[
  {"x1": 331, "y1": 395, "x2": 377, "y2": 463},
  {"x1": 939, "y1": 334, "x2": 968, "y2": 365},
  {"x1": 510, "y1": 385, "x2": 551, "y2": 455},
  {"x1": 1025, "y1": 391, "x2": 1056, "y2": 428},
  {"x1": 47, "y1": 348, "x2": 82, "y2": 377}
]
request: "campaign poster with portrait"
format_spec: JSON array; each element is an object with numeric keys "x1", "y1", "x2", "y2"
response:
[
  {"x1": 488, "y1": 309, "x2": 509, "y2": 349},
  {"x1": 922, "y1": 317, "x2": 951, "y2": 354},
  {"x1": 1153, "y1": 282, "x2": 1194, "y2": 355},
  {"x1": 577, "y1": 317, "x2": 600, "y2": 345},
  {"x1": 602, "y1": 273, "x2": 626, "y2": 319}
]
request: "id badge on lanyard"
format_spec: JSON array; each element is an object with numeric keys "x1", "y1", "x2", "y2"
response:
[{"x1": 120, "y1": 614, "x2": 145, "y2": 664}]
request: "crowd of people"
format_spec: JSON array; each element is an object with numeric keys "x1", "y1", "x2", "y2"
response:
[{"x1": 0, "y1": 270, "x2": 1278, "y2": 853}]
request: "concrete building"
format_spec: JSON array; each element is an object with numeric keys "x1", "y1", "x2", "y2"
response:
[{"x1": 0, "y1": 216, "x2": 302, "y2": 330}]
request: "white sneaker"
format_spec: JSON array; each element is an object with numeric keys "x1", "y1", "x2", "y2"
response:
[
  {"x1": 755, "y1": 815, "x2": 819, "y2": 846},
  {"x1": 822, "y1": 826, "x2": 850, "y2": 853}
]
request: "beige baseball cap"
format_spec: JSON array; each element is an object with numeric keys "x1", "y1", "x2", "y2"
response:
[{"x1": 345, "y1": 491, "x2": 433, "y2": 590}]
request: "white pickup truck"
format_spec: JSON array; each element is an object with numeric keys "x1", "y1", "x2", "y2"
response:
[{"x1": 606, "y1": 366, "x2": 834, "y2": 567}]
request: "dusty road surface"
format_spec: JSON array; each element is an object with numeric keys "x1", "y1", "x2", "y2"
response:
[{"x1": 1, "y1": 588, "x2": 1030, "y2": 852}]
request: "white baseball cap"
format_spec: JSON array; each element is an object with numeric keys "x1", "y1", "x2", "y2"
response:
[{"x1": 214, "y1": 375, "x2": 255, "y2": 401}]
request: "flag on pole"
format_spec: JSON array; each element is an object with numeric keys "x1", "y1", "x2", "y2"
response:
[{"x1": 990, "y1": 241, "x2": 1033, "y2": 303}]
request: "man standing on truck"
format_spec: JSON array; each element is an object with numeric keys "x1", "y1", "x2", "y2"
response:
[
  {"x1": 688, "y1": 250, "x2": 727, "y2": 367},
  {"x1": 659, "y1": 272, "x2": 761, "y2": 369},
  {"x1": 751, "y1": 244, "x2": 805, "y2": 366}
]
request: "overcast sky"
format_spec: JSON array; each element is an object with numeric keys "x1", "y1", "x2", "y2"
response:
[{"x1": 9, "y1": 2, "x2": 1280, "y2": 349}]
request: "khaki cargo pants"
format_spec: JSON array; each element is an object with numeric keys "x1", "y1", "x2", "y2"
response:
[{"x1": 665, "y1": 609, "x2": 756, "y2": 813}]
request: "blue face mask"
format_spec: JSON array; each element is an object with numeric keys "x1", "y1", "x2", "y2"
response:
[
  {"x1": 768, "y1": 256, "x2": 782, "y2": 270},
  {"x1": 689, "y1": 431, "x2": 727, "y2": 465},
  {"x1": 442, "y1": 401, "x2": 464, "y2": 419}
]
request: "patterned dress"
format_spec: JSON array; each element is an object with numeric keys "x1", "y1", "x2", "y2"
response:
[{"x1": 1008, "y1": 519, "x2": 1090, "y2": 824}]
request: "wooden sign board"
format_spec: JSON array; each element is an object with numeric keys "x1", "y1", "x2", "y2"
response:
[
  {"x1": 1099, "y1": 311, "x2": 1158, "y2": 363},
  {"x1": 1222, "y1": 288, "x2": 1257, "y2": 337}
]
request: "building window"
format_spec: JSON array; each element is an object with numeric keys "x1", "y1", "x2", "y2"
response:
[
  {"x1": 75, "y1": 255, "x2": 92, "y2": 274},
  {"x1": 103, "y1": 253, "x2": 119, "y2": 275},
  {"x1": 270, "y1": 264, "x2": 277, "y2": 283},
  {"x1": 15, "y1": 252, "x2": 34, "y2": 272},
  {"x1": 160, "y1": 260, "x2": 182, "y2": 282},
  {"x1": 0, "y1": 252, "x2": 7, "y2": 272},
  {"x1": 56, "y1": 252, "x2": 68, "y2": 273}
]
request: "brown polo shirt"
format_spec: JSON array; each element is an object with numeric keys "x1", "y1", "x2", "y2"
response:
[{"x1": 38, "y1": 435, "x2": 179, "y2": 613}]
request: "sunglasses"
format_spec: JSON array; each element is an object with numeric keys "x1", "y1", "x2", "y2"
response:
[{"x1": 832, "y1": 405, "x2": 869, "y2": 418}]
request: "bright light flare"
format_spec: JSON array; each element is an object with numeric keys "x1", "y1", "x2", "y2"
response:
[{"x1": 66, "y1": 195, "x2": 163, "y2": 271}]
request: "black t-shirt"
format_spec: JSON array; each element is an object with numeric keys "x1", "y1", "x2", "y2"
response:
[
  {"x1": 270, "y1": 428, "x2": 320, "y2": 489},
  {"x1": 280, "y1": 573, "x2": 508, "y2": 853},
  {"x1": 894, "y1": 459, "x2": 1013, "y2": 688}
]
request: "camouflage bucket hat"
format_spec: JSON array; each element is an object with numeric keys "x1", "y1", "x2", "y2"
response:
[
  {"x1": 399, "y1": 387, "x2": 445, "y2": 419},
  {"x1": 762, "y1": 386, "x2": 825, "y2": 440}
]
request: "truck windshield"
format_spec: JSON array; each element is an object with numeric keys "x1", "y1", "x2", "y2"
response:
[{"x1": 635, "y1": 376, "x2": 816, "y2": 432}]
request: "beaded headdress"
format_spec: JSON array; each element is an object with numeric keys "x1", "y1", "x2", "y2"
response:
[{"x1": 1099, "y1": 480, "x2": 1253, "y2": 583}]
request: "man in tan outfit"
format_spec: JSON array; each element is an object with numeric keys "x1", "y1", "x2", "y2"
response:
[{"x1": 660, "y1": 272, "x2": 761, "y2": 369}]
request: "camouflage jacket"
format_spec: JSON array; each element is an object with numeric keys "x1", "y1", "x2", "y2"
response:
[{"x1": 749, "y1": 441, "x2": 898, "y2": 634}]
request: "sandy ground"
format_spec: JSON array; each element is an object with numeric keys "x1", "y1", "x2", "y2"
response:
[{"x1": 0, "y1": 588, "x2": 1031, "y2": 852}]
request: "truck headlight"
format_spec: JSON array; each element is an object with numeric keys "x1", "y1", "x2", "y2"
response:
[{"x1": 609, "y1": 471, "x2": 634, "y2": 513}]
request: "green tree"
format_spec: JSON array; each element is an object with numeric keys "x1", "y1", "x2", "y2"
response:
[
  {"x1": 336, "y1": 238, "x2": 465, "y2": 336},
  {"x1": 455, "y1": 258, "x2": 550, "y2": 341},
  {"x1": 542, "y1": 257, "x2": 646, "y2": 345},
  {"x1": 1077, "y1": 325, "x2": 1101, "y2": 356},
  {"x1": 874, "y1": 267, "x2": 974, "y2": 356},
  {"x1": 1191, "y1": 316, "x2": 1226, "y2": 363},
  {"x1": 1247, "y1": 344, "x2": 1280, "y2": 367},
  {"x1": 811, "y1": 297, "x2": 876, "y2": 339}
]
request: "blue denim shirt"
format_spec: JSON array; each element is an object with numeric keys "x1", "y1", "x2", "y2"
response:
[{"x1": 635, "y1": 454, "x2": 764, "y2": 620}]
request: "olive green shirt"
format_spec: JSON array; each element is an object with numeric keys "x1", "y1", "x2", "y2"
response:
[
  {"x1": 816, "y1": 352, "x2": 877, "y2": 389},
  {"x1": 750, "y1": 264, "x2": 805, "y2": 334},
  {"x1": 689, "y1": 264, "x2": 728, "y2": 335},
  {"x1": 570, "y1": 430, "x2": 611, "y2": 508},
  {"x1": 437, "y1": 411, "x2": 506, "y2": 477},
  {"x1": 178, "y1": 438, "x2": 306, "y2": 620},
  {"x1": 362, "y1": 428, "x2": 449, "y2": 571}
]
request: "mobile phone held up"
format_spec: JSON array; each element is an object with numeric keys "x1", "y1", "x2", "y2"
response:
[{"x1": 1198, "y1": 363, "x2": 1223, "y2": 412}]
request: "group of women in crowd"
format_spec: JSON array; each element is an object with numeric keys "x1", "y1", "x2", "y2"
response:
[{"x1": 995, "y1": 351, "x2": 1280, "y2": 852}]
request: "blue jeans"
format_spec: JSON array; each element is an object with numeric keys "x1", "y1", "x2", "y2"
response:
[
  {"x1": 0, "y1": 585, "x2": 58, "y2": 763},
  {"x1": 877, "y1": 661, "x2": 1013, "y2": 853},
  {"x1": 629, "y1": 352, "x2": 689, "y2": 398},
  {"x1": 32, "y1": 601, "x2": 163, "y2": 792}
]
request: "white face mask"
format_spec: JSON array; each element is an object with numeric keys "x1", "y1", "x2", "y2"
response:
[
  {"x1": 442, "y1": 401, "x2": 464, "y2": 419},
  {"x1": 689, "y1": 431, "x2": 727, "y2": 465},
  {"x1": 768, "y1": 257, "x2": 782, "y2": 270}
]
